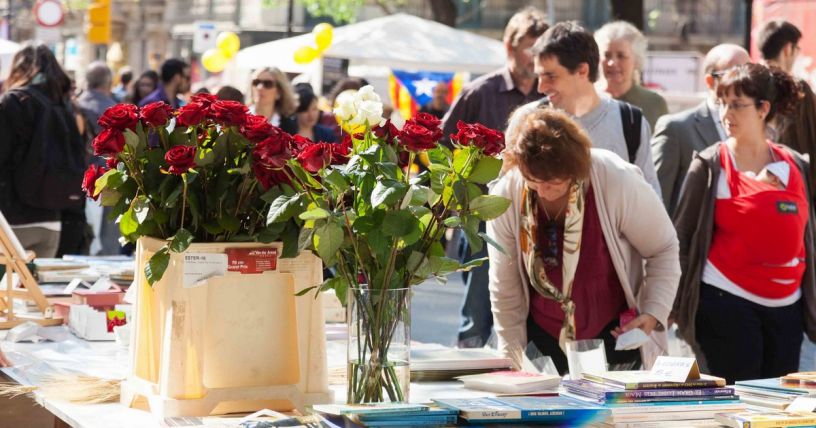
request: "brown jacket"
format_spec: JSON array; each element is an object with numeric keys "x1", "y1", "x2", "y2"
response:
[{"x1": 672, "y1": 142, "x2": 816, "y2": 355}]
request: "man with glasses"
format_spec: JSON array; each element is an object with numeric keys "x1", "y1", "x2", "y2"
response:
[
  {"x1": 138, "y1": 58, "x2": 190, "y2": 109},
  {"x1": 650, "y1": 44, "x2": 750, "y2": 215},
  {"x1": 442, "y1": 7, "x2": 548, "y2": 349}
]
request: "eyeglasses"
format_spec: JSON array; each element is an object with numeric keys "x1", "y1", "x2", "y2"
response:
[
  {"x1": 710, "y1": 70, "x2": 726, "y2": 79},
  {"x1": 253, "y1": 79, "x2": 278, "y2": 89},
  {"x1": 716, "y1": 100, "x2": 762, "y2": 112}
]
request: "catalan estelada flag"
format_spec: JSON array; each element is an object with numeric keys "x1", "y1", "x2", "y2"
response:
[{"x1": 389, "y1": 69, "x2": 464, "y2": 119}]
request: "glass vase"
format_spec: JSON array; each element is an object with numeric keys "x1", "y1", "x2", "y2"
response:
[{"x1": 347, "y1": 287, "x2": 410, "y2": 404}]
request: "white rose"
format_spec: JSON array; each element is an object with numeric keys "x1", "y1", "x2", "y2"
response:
[
  {"x1": 357, "y1": 100, "x2": 383, "y2": 126},
  {"x1": 355, "y1": 85, "x2": 381, "y2": 104},
  {"x1": 333, "y1": 98, "x2": 356, "y2": 122}
]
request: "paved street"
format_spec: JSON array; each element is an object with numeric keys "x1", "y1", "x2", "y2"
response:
[{"x1": 410, "y1": 275, "x2": 466, "y2": 347}]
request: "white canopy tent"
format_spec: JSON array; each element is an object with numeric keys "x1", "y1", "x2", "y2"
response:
[
  {"x1": 0, "y1": 39, "x2": 21, "y2": 80},
  {"x1": 233, "y1": 13, "x2": 506, "y2": 92}
]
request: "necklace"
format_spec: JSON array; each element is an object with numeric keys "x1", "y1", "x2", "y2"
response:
[{"x1": 541, "y1": 198, "x2": 568, "y2": 222}]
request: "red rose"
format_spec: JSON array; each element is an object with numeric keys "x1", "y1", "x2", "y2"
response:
[
  {"x1": 176, "y1": 101, "x2": 208, "y2": 127},
  {"x1": 297, "y1": 143, "x2": 332, "y2": 174},
  {"x1": 81, "y1": 164, "x2": 108, "y2": 200},
  {"x1": 98, "y1": 104, "x2": 139, "y2": 131},
  {"x1": 413, "y1": 112, "x2": 443, "y2": 140},
  {"x1": 190, "y1": 93, "x2": 218, "y2": 106},
  {"x1": 450, "y1": 121, "x2": 505, "y2": 156},
  {"x1": 372, "y1": 119, "x2": 399, "y2": 141},
  {"x1": 331, "y1": 137, "x2": 352, "y2": 165},
  {"x1": 399, "y1": 122, "x2": 437, "y2": 151},
  {"x1": 291, "y1": 134, "x2": 314, "y2": 155},
  {"x1": 165, "y1": 145, "x2": 197, "y2": 175},
  {"x1": 106, "y1": 156, "x2": 119, "y2": 169},
  {"x1": 210, "y1": 100, "x2": 248, "y2": 126},
  {"x1": 253, "y1": 132, "x2": 293, "y2": 170},
  {"x1": 140, "y1": 101, "x2": 174, "y2": 127},
  {"x1": 93, "y1": 128, "x2": 126, "y2": 156},
  {"x1": 241, "y1": 114, "x2": 273, "y2": 142},
  {"x1": 253, "y1": 165, "x2": 290, "y2": 190}
]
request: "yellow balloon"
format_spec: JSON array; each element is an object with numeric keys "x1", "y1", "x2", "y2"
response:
[
  {"x1": 216, "y1": 32, "x2": 241, "y2": 59},
  {"x1": 202, "y1": 49, "x2": 228, "y2": 73},
  {"x1": 313, "y1": 23, "x2": 333, "y2": 52},
  {"x1": 293, "y1": 46, "x2": 319, "y2": 64}
]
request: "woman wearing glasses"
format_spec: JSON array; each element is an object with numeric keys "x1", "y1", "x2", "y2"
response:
[
  {"x1": 248, "y1": 67, "x2": 297, "y2": 134},
  {"x1": 673, "y1": 63, "x2": 814, "y2": 383},
  {"x1": 487, "y1": 108, "x2": 679, "y2": 374}
]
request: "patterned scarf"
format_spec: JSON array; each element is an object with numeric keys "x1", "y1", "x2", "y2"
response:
[{"x1": 519, "y1": 181, "x2": 586, "y2": 352}]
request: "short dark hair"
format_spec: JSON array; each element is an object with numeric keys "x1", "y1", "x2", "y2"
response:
[
  {"x1": 716, "y1": 63, "x2": 802, "y2": 123},
  {"x1": 532, "y1": 21, "x2": 600, "y2": 82},
  {"x1": 507, "y1": 108, "x2": 592, "y2": 182},
  {"x1": 503, "y1": 7, "x2": 549, "y2": 48},
  {"x1": 119, "y1": 67, "x2": 133, "y2": 85},
  {"x1": 160, "y1": 58, "x2": 189, "y2": 84},
  {"x1": 295, "y1": 84, "x2": 317, "y2": 114},
  {"x1": 757, "y1": 19, "x2": 802, "y2": 60},
  {"x1": 215, "y1": 85, "x2": 245, "y2": 103}
]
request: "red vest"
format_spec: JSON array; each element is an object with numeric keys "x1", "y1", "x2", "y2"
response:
[{"x1": 707, "y1": 143, "x2": 808, "y2": 299}]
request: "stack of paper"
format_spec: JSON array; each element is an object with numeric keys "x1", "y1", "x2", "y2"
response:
[
  {"x1": 410, "y1": 346, "x2": 513, "y2": 381},
  {"x1": 457, "y1": 370, "x2": 561, "y2": 394}
]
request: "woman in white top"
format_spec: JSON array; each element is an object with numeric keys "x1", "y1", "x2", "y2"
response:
[{"x1": 248, "y1": 67, "x2": 298, "y2": 134}]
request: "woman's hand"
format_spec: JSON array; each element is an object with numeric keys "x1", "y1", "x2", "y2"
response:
[
  {"x1": 0, "y1": 348, "x2": 12, "y2": 367},
  {"x1": 611, "y1": 313, "x2": 659, "y2": 338}
]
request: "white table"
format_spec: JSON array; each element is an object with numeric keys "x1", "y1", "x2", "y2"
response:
[{"x1": 1, "y1": 327, "x2": 491, "y2": 428}]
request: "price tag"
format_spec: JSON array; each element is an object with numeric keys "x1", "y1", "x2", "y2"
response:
[
  {"x1": 183, "y1": 253, "x2": 227, "y2": 288},
  {"x1": 649, "y1": 356, "x2": 700, "y2": 382},
  {"x1": 226, "y1": 248, "x2": 278, "y2": 274}
]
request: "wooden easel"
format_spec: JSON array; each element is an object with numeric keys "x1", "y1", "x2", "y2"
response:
[{"x1": 0, "y1": 210, "x2": 61, "y2": 329}]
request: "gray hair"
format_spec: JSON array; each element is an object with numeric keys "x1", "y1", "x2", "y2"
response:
[
  {"x1": 85, "y1": 61, "x2": 112, "y2": 90},
  {"x1": 594, "y1": 21, "x2": 647, "y2": 70}
]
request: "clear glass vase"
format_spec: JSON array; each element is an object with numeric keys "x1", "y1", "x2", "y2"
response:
[{"x1": 347, "y1": 287, "x2": 410, "y2": 404}]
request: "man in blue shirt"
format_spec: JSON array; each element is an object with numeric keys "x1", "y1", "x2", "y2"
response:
[{"x1": 138, "y1": 58, "x2": 190, "y2": 108}]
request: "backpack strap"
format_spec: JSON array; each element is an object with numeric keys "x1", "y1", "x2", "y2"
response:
[
  {"x1": 536, "y1": 97, "x2": 550, "y2": 109},
  {"x1": 618, "y1": 100, "x2": 642, "y2": 163}
]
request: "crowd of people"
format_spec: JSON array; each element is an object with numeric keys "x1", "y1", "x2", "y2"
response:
[{"x1": 1, "y1": 7, "x2": 816, "y2": 386}]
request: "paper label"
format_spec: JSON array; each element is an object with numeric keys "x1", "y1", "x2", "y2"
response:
[
  {"x1": 89, "y1": 276, "x2": 118, "y2": 292},
  {"x1": 226, "y1": 248, "x2": 278, "y2": 274},
  {"x1": 63, "y1": 278, "x2": 89, "y2": 294},
  {"x1": 649, "y1": 356, "x2": 700, "y2": 382},
  {"x1": 182, "y1": 253, "x2": 228, "y2": 288},
  {"x1": 786, "y1": 396, "x2": 816, "y2": 413}
]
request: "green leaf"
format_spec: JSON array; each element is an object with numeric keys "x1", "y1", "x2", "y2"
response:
[
  {"x1": 133, "y1": 196, "x2": 150, "y2": 224},
  {"x1": 202, "y1": 221, "x2": 224, "y2": 235},
  {"x1": 295, "y1": 285, "x2": 318, "y2": 296},
  {"x1": 169, "y1": 228, "x2": 194, "y2": 253},
  {"x1": 281, "y1": 223, "x2": 300, "y2": 258},
  {"x1": 324, "y1": 168, "x2": 350, "y2": 193},
  {"x1": 260, "y1": 186, "x2": 283, "y2": 204},
  {"x1": 429, "y1": 256, "x2": 461, "y2": 276},
  {"x1": 99, "y1": 189, "x2": 121, "y2": 207},
  {"x1": 297, "y1": 227, "x2": 314, "y2": 252},
  {"x1": 444, "y1": 216, "x2": 462, "y2": 227},
  {"x1": 124, "y1": 128, "x2": 141, "y2": 151},
  {"x1": 463, "y1": 215, "x2": 483, "y2": 255},
  {"x1": 196, "y1": 147, "x2": 215, "y2": 167},
  {"x1": 164, "y1": 183, "x2": 183, "y2": 208},
  {"x1": 469, "y1": 195, "x2": 511, "y2": 220},
  {"x1": 453, "y1": 145, "x2": 477, "y2": 174},
  {"x1": 300, "y1": 207, "x2": 330, "y2": 220},
  {"x1": 371, "y1": 179, "x2": 408, "y2": 208},
  {"x1": 257, "y1": 223, "x2": 286, "y2": 243},
  {"x1": 145, "y1": 247, "x2": 170, "y2": 286},
  {"x1": 352, "y1": 211, "x2": 383, "y2": 233},
  {"x1": 479, "y1": 232, "x2": 507, "y2": 255},
  {"x1": 94, "y1": 169, "x2": 126, "y2": 195},
  {"x1": 266, "y1": 194, "x2": 303, "y2": 224},
  {"x1": 313, "y1": 220, "x2": 344, "y2": 262},
  {"x1": 119, "y1": 206, "x2": 139, "y2": 237},
  {"x1": 428, "y1": 145, "x2": 453, "y2": 165},
  {"x1": 409, "y1": 185, "x2": 436, "y2": 206},
  {"x1": 378, "y1": 162, "x2": 400, "y2": 180},
  {"x1": 382, "y1": 210, "x2": 418, "y2": 237},
  {"x1": 218, "y1": 214, "x2": 241, "y2": 233},
  {"x1": 467, "y1": 157, "x2": 503, "y2": 184},
  {"x1": 460, "y1": 257, "x2": 488, "y2": 272}
]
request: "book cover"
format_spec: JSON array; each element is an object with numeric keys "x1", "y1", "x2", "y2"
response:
[
  {"x1": 563, "y1": 389, "x2": 740, "y2": 406},
  {"x1": 736, "y1": 378, "x2": 814, "y2": 395},
  {"x1": 582, "y1": 370, "x2": 726, "y2": 390},
  {"x1": 311, "y1": 403, "x2": 428, "y2": 416},
  {"x1": 457, "y1": 370, "x2": 561, "y2": 394},
  {"x1": 715, "y1": 411, "x2": 816, "y2": 428},
  {"x1": 432, "y1": 396, "x2": 609, "y2": 423},
  {"x1": 356, "y1": 407, "x2": 458, "y2": 421},
  {"x1": 563, "y1": 379, "x2": 734, "y2": 401}
]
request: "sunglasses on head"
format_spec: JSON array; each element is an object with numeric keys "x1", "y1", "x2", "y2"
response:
[{"x1": 253, "y1": 79, "x2": 278, "y2": 89}]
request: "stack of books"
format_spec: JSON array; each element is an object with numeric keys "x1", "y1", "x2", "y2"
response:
[
  {"x1": 311, "y1": 403, "x2": 458, "y2": 427},
  {"x1": 563, "y1": 370, "x2": 745, "y2": 427},
  {"x1": 734, "y1": 377, "x2": 813, "y2": 410},
  {"x1": 715, "y1": 410, "x2": 816, "y2": 428},
  {"x1": 432, "y1": 396, "x2": 610, "y2": 425},
  {"x1": 410, "y1": 345, "x2": 512, "y2": 381},
  {"x1": 457, "y1": 370, "x2": 561, "y2": 395}
]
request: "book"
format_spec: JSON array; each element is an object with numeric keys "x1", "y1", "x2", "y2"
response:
[
  {"x1": 581, "y1": 370, "x2": 726, "y2": 390},
  {"x1": 715, "y1": 411, "x2": 816, "y2": 428},
  {"x1": 457, "y1": 370, "x2": 561, "y2": 394},
  {"x1": 410, "y1": 346, "x2": 513, "y2": 371},
  {"x1": 598, "y1": 419, "x2": 723, "y2": 428},
  {"x1": 562, "y1": 389, "x2": 740, "y2": 407},
  {"x1": 562, "y1": 379, "x2": 735, "y2": 401},
  {"x1": 432, "y1": 396, "x2": 609, "y2": 424},
  {"x1": 311, "y1": 403, "x2": 428, "y2": 416},
  {"x1": 736, "y1": 378, "x2": 813, "y2": 395},
  {"x1": 355, "y1": 407, "x2": 457, "y2": 421}
]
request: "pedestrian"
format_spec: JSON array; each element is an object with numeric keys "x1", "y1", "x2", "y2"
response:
[
  {"x1": 215, "y1": 85, "x2": 244, "y2": 103},
  {"x1": 651, "y1": 44, "x2": 750, "y2": 215},
  {"x1": 673, "y1": 63, "x2": 814, "y2": 384},
  {"x1": 126, "y1": 70, "x2": 158, "y2": 106},
  {"x1": 248, "y1": 67, "x2": 297, "y2": 134},
  {"x1": 0, "y1": 42, "x2": 87, "y2": 259},
  {"x1": 138, "y1": 59, "x2": 190, "y2": 108},
  {"x1": 112, "y1": 66, "x2": 132, "y2": 102},
  {"x1": 488, "y1": 108, "x2": 679, "y2": 372},
  {"x1": 594, "y1": 21, "x2": 668, "y2": 131},
  {"x1": 442, "y1": 6, "x2": 549, "y2": 348},
  {"x1": 419, "y1": 82, "x2": 451, "y2": 119},
  {"x1": 294, "y1": 84, "x2": 337, "y2": 143}
]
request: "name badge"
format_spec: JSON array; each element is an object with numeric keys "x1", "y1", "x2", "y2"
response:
[{"x1": 777, "y1": 201, "x2": 799, "y2": 214}]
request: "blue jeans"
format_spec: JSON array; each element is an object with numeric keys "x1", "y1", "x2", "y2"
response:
[{"x1": 457, "y1": 223, "x2": 493, "y2": 347}]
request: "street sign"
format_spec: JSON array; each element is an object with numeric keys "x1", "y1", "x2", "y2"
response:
[
  {"x1": 643, "y1": 51, "x2": 704, "y2": 93},
  {"x1": 34, "y1": 0, "x2": 64, "y2": 28},
  {"x1": 193, "y1": 21, "x2": 217, "y2": 54}
]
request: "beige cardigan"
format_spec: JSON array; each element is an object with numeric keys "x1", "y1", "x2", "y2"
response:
[{"x1": 487, "y1": 149, "x2": 681, "y2": 369}]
